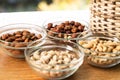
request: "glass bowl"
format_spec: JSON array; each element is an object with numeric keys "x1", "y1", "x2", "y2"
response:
[
  {"x1": 0, "y1": 23, "x2": 46, "y2": 58},
  {"x1": 77, "y1": 34, "x2": 120, "y2": 68},
  {"x1": 25, "y1": 39, "x2": 84, "y2": 80},
  {"x1": 43, "y1": 17, "x2": 90, "y2": 42}
]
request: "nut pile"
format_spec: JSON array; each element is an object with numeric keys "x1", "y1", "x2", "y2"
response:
[
  {"x1": 30, "y1": 49, "x2": 79, "y2": 78},
  {"x1": 47, "y1": 21, "x2": 85, "y2": 39},
  {"x1": 79, "y1": 37, "x2": 120, "y2": 67},
  {"x1": 0, "y1": 30, "x2": 42, "y2": 44},
  {"x1": 0, "y1": 30, "x2": 42, "y2": 57}
]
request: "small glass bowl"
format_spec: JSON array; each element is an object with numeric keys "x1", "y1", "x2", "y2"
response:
[
  {"x1": 25, "y1": 39, "x2": 84, "y2": 80},
  {"x1": 0, "y1": 23, "x2": 46, "y2": 58},
  {"x1": 43, "y1": 17, "x2": 90, "y2": 41},
  {"x1": 77, "y1": 34, "x2": 120, "y2": 68}
]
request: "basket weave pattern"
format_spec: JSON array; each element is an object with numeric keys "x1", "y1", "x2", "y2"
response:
[{"x1": 90, "y1": 0, "x2": 120, "y2": 38}]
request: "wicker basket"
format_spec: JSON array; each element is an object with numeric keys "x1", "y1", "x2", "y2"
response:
[{"x1": 90, "y1": 0, "x2": 120, "y2": 38}]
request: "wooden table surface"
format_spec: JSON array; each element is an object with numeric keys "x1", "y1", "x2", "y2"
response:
[{"x1": 0, "y1": 50, "x2": 120, "y2": 80}]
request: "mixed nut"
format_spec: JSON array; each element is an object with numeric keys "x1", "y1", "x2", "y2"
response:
[
  {"x1": 30, "y1": 48, "x2": 80, "y2": 78},
  {"x1": 78, "y1": 37, "x2": 120, "y2": 67},
  {"x1": 46, "y1": 21, "x2": 85, "y2": 39},
  {"x1": 0, "y1": 30, "x2": 42, "y2": 57}
]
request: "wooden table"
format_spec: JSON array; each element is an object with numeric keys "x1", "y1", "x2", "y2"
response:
[{"x1": 0, "y1": 49, "x2": 120, "y2": 80}]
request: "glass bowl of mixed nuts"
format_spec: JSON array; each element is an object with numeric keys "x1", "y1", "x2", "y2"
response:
[
  {"x1": 0, "y1": 23, "x2": 46, "y2": 58},
  {"x1": 43, "y1": 17, "x2": 89, "y2": 42},
  {"x1": 25, "y1": 38, "x2": 84, "y2": 80},
  {"x1": 77, "y1": 34, "x2": 120, "y2": 68}
]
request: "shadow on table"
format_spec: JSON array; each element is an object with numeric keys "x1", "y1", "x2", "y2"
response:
[{"x1": 65, "y1": 62, "x2": 120, "y2": 80}]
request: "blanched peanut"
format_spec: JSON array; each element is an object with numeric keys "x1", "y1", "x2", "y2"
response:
[
  {"x1": 107, "y1": 46, "x2": 114, "y2": 52},
  {"x1": 82, "y1": 43, "x2": 93, "y2": 49},
  {"x1": 52, "y1": 55, "x2": 57, "y2": 61},
  {"x1": 112, "y1": 49, "x2": 118, "y2": 53},
  {"x1": 79, "y1": 37, "x2": 120, "y2": 67},
  {"x1": 64, "y1": 57, "x2": 70, "y2": 63},
  {"x1": 33, "y1": 51, "x2": 40, "y2": 60},
  {"x1": 30, "y1": 49, "x2": 79, "y2": 78},
  {"x1": 115, "y1": 46, "x2": 120, "y2": 50},
  {"x1": 50, "y1": 71, "x2": 57, "y2": 78},
  {"x1": 102, "y1": 46, "x2": 107, "y2": 52}
]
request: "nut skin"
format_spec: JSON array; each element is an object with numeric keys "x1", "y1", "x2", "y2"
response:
[
  {"x1": 78, "y1": 25, "x2": 84, "y2": 32},
  {"x1": 64, "y1": 26, "x2": 71, "y2": 30},
  {"x1": 47, "y1": 23, "x2": 53, "y2": 30},
  {"x1": 15, "y1": 38, "x2": 24, "y2": 42},
  {"x1": 65, "y1": 21, "x2": 69, "y2": 25},
  {"x1": 6, "y1": 48, "x2": 24, "y2": 57},
  {"x1": 5, "y1": 38, "x2": 13, "y2": 42},
  {"x1": 71, "y1": 27, "x2": 78, "y2": 33},
  {"x1": 15, "y1": 34, "x2": 22, "y2": 38},
  {"x1": 48, "y1": 31, "x2": 54, "y2": 36},
  {"x1": 1, "y1": 34, "x2": 9, "y2": 40},
  {"x1": 75, "y1": 22, "x2": 80, "y2": 27},
  {"x1": 0, "y1": 30, "x2": 42, "y2": 43},
  {"x1": 37, "y1": 34, "x2": 42, "y2": 39},
  {"x1": 0, "y1": 30, "x2": 42, "y2": 57},
  {"x1": 71, "y1": 33, "x2": 78, "y2": 38},
  {"x1": 21, "y1": 36, "x2": 26, "y2": 40},
  {"x1": 22, "y1": 30, "x2": 30, "y2": 36},
  {"x1": 47, "y1": 21, "x2": 85, "y2": 40},
  {"x1": 11, "y1": 50, "x2": 24, "y2": 55},
  {"x1": 70, "y1": 21, "x2": 75, "y2": 25},
  {"x1": 50, "y1": 28, "x2": 56, "y2": 32},
  {"x1": 58, "y1": 33, "x2": 63, "y2": 38},
  {"x1": 15, "y1": 43, "x2": 27, "y2": 47}
]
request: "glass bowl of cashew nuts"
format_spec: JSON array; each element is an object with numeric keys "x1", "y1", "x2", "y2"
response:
[
  {"x1": 77, "y1": 34, "x2": 120, "y2": 68},
  {"x1": 25, "y1": 38, "x2": 84, "y2": 80},
  {"x1": 0, "y1": 23, "x2": 46, "y2": 58}
]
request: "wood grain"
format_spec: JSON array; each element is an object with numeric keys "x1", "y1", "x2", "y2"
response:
[{"x1": 0, "y1": 49, "x2": 120, "y2": 80}]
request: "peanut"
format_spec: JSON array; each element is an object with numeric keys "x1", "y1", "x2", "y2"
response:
[
  {"x1": 30, "y1": 49, "x2": 79, "y2": 78},
  {"x1": 79, "y1": 37, "x2": 120, "y2": 67}
]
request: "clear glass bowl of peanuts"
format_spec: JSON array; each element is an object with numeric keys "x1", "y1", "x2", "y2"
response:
[
  {"x1": 77, "y1": 34, "x2": 120, "y2": 68},
  {"x1": 0, "y1": 23, "x2": 46, "y2": 58},
  {"x1": 43, "y1": 17, "x2": 90, "y2": 42},
  {"x1": 25, "y1": 38, "x2": 84, "y2": 80}
]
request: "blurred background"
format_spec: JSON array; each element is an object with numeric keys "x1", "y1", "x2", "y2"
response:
[{"x1": 0, "y1": 0, "x2": 90, "y2": 12}]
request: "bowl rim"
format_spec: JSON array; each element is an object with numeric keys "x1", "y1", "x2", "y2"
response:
[
  {"x1": 76, "y1": 34, "x2": 120, "y2": 59},
  {"x1": 0, "y1": 23, "x2": 47, "y2": 49},
  {"x1": 25, "y1": 39, "x2": 84, "y2": 71}
]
